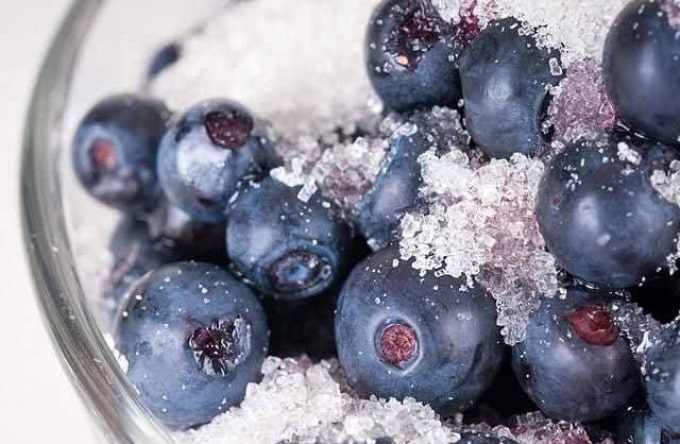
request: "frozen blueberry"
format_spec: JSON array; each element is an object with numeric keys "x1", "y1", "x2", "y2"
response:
[
  {"x1": 644, "y1": 321, "x2": 680, "y2": 435},
  {"x1": 72, "y1": 94, "x2": 170, "y2": 213},
  {"x1": 366, "y1": 0, "x2": 472, "y2": 112},
  {"x1": 335, "y1": 245, "x2": 504, "y2": 415},
  {"x1": 457, "y1": 432, "x2": 519, "y2": 444},
  {"x1": 512, "y1": 287, "x2": 640, "y2": 422},
  {"x1": 603, "y1": 0, "x2": 680, "y2": 146},
  {"x1": 114, "y1": 262, "x2": 268, "y2": 429},
  {"x1": 536, "y1": 134, "x2": 680, "y2": 289},
  {"x1": 358, "y1": 109, "x2": 467, "y2": 250},
  {"x1": 459, "y1": 18, "x2": 563, "y2": 158},
  {"x1": 226, "y1": 177, "x2": 353, "y2": 300},
  {"x1": 157, "y1": 99, "x2": 280, "y2": 222},
  {"x1": 617, "y1": 406, "x2": 680, "y2": 444}
]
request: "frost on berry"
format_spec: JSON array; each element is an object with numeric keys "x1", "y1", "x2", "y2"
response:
[
  {"x1": 662, "y1": 0, "x2": 680, "y2": 31},
  {"x1": 399, "y1": 150, "x2": 559, "y2": 344},
  {"x1": 609, "y1": 300, "x2": 664, "y2": 368},
  {"x1": 546, "y1": 60, "x2": 616, "y2": 149}
]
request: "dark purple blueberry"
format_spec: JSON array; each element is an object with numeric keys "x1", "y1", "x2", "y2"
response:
[
  {"x1": 644, "y1": 321, "x2": 680, "y2": 435},
  {"x1": 459, "y1": 18, "x2": 563, "y2": 158},
  {"x1": 536, "y1": 134, "x2": 680, "y2": 289},
  {"x1": 357, "y1": 108, "x2": 467, "y2": 250},
  {"x1": 616, "y1": 406, "x2": 680, "y2": 444},
  {"x1": 157, "y1": 99, "x2": 280, "y2": 222},
  {"x1": 512, "y1": 287, "x2": 640, "y2": 422},
  {"x1": 226, "y1": 177, "x2": 354, "y2": 300},
  {"x1": 72, "y1": 94, "x2": 170, "y2": 213},
  {"x1": 366, "y1": 0, "x2": 473, "y2": 112},
  {"x1": 335, "y1": 245, "x2": 504, "y2": 415},
  {"x1": 114, "y1": 262, "x2": 268, "y2": 429},
  {"x1": 604, "y1": 0, "x2": 680, "y2": 146}
]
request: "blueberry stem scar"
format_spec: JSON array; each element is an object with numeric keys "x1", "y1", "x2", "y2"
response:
[
  {"x1": 379, "y1": 323, "x2": 418, "y2": 368},
  {"x1": 566, "y1": 305, "x2": 619, "y2": 346}
]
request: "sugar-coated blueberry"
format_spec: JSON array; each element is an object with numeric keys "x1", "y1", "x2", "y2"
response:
[
  {"x1": 226, "y1": 177, "x2": 354, "y2": 300},
  {"x1": 536, "y1": 134, "x2": 680, "y2": 289},
  {"x1": 604, "y1": 0, "x2": 680, "y2": 146},
  {"x1": 459, "y1": 18, "x2": 563, "y2": 158},
  {"x1": 644, "y1": 321, "x2": 680, "y2": 435},
  {"x1": 335, "y1": 246, "x2": 504, "y2": 415},
  {"x1": 358, "y1": 109, "x2": 467, "y2": 250},
  {"x1": 616, "y1": 406, "x2": 680, "y2": 444},
  {"x1": 114, "y1": 262, "x2": 268, "y2": 429},
  {"x1": 365, "y1": 0, "x2": 467, "y2": 112},
  {"x1": 157, "y1": 99, "x2": 280, "y2": 222},
  {"x1": 512, "y1": 287, "x2": 640, "y2": 422},
  {"x1": 72, "y1": 94, "x2": 170, "y2": 213}
]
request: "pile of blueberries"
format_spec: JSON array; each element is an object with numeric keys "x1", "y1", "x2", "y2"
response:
[{"x1": 72, "y1": 0, "x2": 680, "y2": 442}]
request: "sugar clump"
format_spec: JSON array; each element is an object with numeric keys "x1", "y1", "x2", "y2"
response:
[{"x1": 399, "y1": 150, "x2": 558, "y2": 344}]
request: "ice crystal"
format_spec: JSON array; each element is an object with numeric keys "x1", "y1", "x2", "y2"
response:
[
  {"x1": 399, "y1": 150, "x2": 559, "y2": 344},
  {"x1": 662, "y1": 0, "x2": 680, "y2": 31},
  {"x1": 546, "y1": 60, "x2": 616, "y2": 146},
  {"x1": 175, "y1": 357, "x2": 458, "y2": 444}
]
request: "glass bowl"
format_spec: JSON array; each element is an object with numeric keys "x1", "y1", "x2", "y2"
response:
[{"x1": 21, "y1": 0, "x2": 228, "y2": 441}]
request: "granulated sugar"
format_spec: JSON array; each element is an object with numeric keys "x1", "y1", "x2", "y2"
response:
[
  {"x1": 399, "y1": 150, "x2": 559, "y2": 344},
  {"x1": 149, "y1": 0, "x2": 382, "y2": 136}
]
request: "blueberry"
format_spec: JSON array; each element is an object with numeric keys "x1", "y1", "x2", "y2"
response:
[
  {"x1": 457, "y1": 432, "x2": 519, "y2": 444},
  {"x1": 103, "y1": 217, "x2": 180, "y2": 312},
  {"x1": 72, "y1": 94, "x2": 170, "y2": 213},
  {"x1": 146, "y1": 42, "x2": 182, "y2": 83},
  {"x1": 147, "y1": 198, "x2": 228, "y2": 263},
  {"x1": 603, "y1": 0, "x2": 680, "y2": 146},
  {"x1": 536, "y1": 135, "x2": 680, "y2": 289},
  {"x1": 358, "y1": 109, "x2": 467, "y2": 250},
  {"x1": 512, "y1": 287, "x2": 640, "y2": 422},
  {"x1": 157, "y1": 99, "x2": 280, "y2": 222},
  {"x1": 365, "y1": 0, "x2": 471, "y2": 112},
  {"x1": 644, "y1": 321, "x2": 680, "y2": 434},
  {"x1": 459, "y1": 18, "x2": 563, "y2": 158},
  {"x1": 226, "y1": 177, "x2": 353, "y2": 300},
  {"x1": 335, "y1": 245, "x2": 504, "y2": 415},
  {"x1": 617, "y1": 406, "x2": 680, "y2": 444},
  {"x1": 114, "y1": 262, "x2": 268, "y2": 429}
]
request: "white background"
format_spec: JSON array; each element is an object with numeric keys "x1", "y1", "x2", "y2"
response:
[{"x1": 0, "y1": 0, "x2": 97, "y2": 442}]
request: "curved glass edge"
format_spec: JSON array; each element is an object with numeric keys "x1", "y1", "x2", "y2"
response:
[{"x1": 20, "y1": 0, "x2": 172, "y2": 442}]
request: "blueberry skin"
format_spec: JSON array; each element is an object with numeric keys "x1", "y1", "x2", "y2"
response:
[
  {"x1": 536, "y1": 135, "x2": 680, "y2": 289},
  {"x1": 114, "y1": 262, "x2": 268, "y2": 429},
  {"x1": 604, "y1": 0, "x2": 680, "y2": 146},
  {"x1": 157, "y1": 99, "x2": 280, "y2": 223},
  {"x1": 616, "y1": 407, "x2": 680, "y2": 444},
  {"x1": 459, "y1": 18, "x2": 563, "y2": 158},
  {"x1": 366, "y1": 0, "x2": 463, "y2": 112},
  {"x1": 358, "y1": 110, "x2": 466, "y2": 250},
  {"x1": 335, "y1": 245, "x2": 504, "y2": 415},
  {"x1": 512, "y1": 287, "x2": 640, "y2": 422},
  {"x1": 146, "y1": 42, "x2": 182, "y2": 82},
  {"x1": 645, "y1": 322, "x2": 680, "y2": 434},
  {"x1": 73, "y1": 94, "x2": 170, "y2": 213},
  {"x1": 457, "y1": 432, "x2": 519, "y2": 444},
  {"x1": 226, "y1": 177, "x2": 354, "y2": 300}
]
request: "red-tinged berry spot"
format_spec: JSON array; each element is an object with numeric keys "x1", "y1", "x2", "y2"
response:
[
  {"x1": 552, "y1": 193, "x2": 562, "y2": 207},
  {"x1": 90, "y1": 138, "x2": 118, "y2": 171},
  {"x1": 566, "y1": 305, "x2": 619, "y2": 346},
  {"x1": 379, "y1": 323, "x2": 418, "y2": 367},
  {"x1": 456, "y1": 0, "x2": 480, "y2": 46},
  {"x1": 204, "y1": 111, "x2": 254, "y2": 149},
  {"x1": 386, "y1": 0, "x2": 452, "y2": 71},
  {"x1": 188, "y1": 317, "x2": 251, "y2": 377}
]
